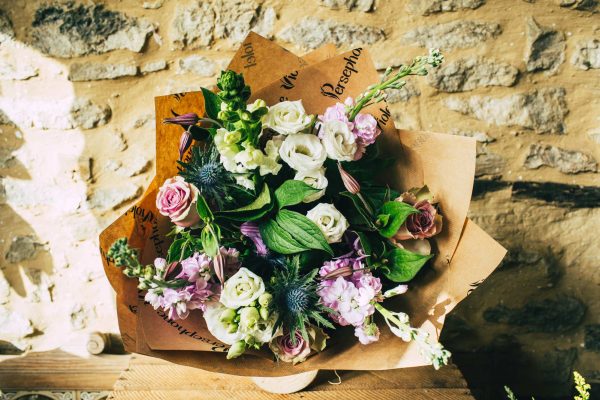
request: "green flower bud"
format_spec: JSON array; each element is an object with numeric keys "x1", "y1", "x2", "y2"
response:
[
  {"x1": 238, "y1": 307, "x2": 260, "y2": 330},
  {"x1": 244, "y1": 335, "x2": 256, "y2": 347},
  {"x1": 226, "y1": 323, "x2": 239, "y2": 334},
  {"x1": 219, "y1": 308, "x2": 237, "y2": 324},
  {"x1": 226, "y1": 340, "x2": 246, "y2": 359},
  {"x1": 258, "y1": 293, "x2": 272, "y2": 307},
  {"x1": 143, "y1": 265, "x2": 154, "y2": 280},
  {"x1": 259, "y1": 307, "x2": 269, "y2": 321}
]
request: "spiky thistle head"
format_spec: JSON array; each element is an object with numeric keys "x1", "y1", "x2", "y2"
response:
[
  {"x1": 178, "y1": 145, "x2": 233, "y2": 209},
  {"x1": 268, "y1": 257, "x2": 334, "y2": 343}
]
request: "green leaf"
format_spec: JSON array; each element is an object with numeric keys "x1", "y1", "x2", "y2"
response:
[
  {"x1": 167, "y1": 238, "x2": 186, "y2": 263},
  {"x1": 201, "y1": 87, "x2": 222, "y2": 120},
  {"x1": 201, "y1": 224, "x2": 220, "y2": 257},
  {"x1": 276, "y1": 210, "x2": 333, "y2": 255},
  {"x1": 377, "y1": 201, "x2": 419, "y2": 238},
  {"x1": 383, "y1": 247, "x2": 433, "y2": 282},
  {"x1": 339, "y1": 191, "x2": 374, "y2": 228},
  {"x1": 259, "y1": 219, "x2": 306, "y2": 254},
  {"x1": 196, "y1": 194, "x2": 213, "y2": 221},
  {"x1": 218, "y1": 185, "x2": 273, "y2": 221},
  {"x1": 274, "y1": 180, "x2": 320, "y2": 208}
]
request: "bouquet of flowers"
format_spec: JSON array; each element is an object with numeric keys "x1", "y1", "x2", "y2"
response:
[{"x1": 100, "y1": 33, "x2": 506, "y2": 376}]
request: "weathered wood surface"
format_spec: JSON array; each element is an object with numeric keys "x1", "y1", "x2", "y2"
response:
[
  {"x1": 0, "y1": 349, "x2": 130, "y2": 391},
  {"x1": 109, "y1": 355, "x2": 474, "y2": 400}
]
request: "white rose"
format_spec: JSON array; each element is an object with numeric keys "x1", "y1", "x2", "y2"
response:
[
  {"x1": 220, "y1": 267, "x2": 265, "y2": 309},
  {"x1": 264, "y1": 100, "x2": 312, "y2": 135},
  {"x1": 294, "y1": 168, "x2": 328, "y2": 202},
  {"x1": 320, "y1": 120, "x2": 358, "y2": 162},
  {"x1": 203, "y1": 302, "x2": 244, "y2": 345},
  {"x1": 306, "y1": 203, "x2": 349, "y2": 244},
  {"x1": 279, "y1": 134, "x2": 326, "y2": 172}
]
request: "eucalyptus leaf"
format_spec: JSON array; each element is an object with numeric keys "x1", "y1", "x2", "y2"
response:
[
  {"x1": 259, "y1": 219, "x2": 306, "y2": 254},
  {"x1": 276, "y1": 210, "x2": 333, "y2": 255},
  {"x1": 383, "y1": 247, "x2": 433, "y2": 282},
  {"x1": 274, "y1": 180, "x2": 320, "y2": 208},
  {"x1": 377, "y1": 201, "x2": 418, "y2": 238},
  {"x1": 201, "y1": 87, "x2": 222, "y2": 120}
]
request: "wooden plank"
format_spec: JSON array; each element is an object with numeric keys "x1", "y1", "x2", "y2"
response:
[
  {"x1": 0, "y1": 349, "x2": 130, "y2": 391},
  {"x1": 109, "y1": 355, "x2": 473, "y2": 399}
]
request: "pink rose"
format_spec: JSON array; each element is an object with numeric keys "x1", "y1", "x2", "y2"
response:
[
  {"x1": 394, "y1": 200, "x2": 442, "y2": 240},
  {"x1": 269, "y1": 327, "x2": 328, "y2": 364},
  {"x1": 156, "y1": 176, "x2": 200, "y2": 227}
]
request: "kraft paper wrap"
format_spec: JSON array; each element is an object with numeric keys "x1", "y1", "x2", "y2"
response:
[{"x1": 99, "y1": 32, "x2": 506, "y2": 377}]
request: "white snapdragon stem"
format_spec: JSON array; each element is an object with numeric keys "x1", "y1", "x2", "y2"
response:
[{"x1": 375, "y1": 303, "x2": 451, "y2": 370}]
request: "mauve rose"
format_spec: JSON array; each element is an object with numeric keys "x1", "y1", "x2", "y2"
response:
[
  {"x1": 394, "y1": 199, "x2": 442, "y2": 240},
  {"x1": 270, "y1": 330, "x2": 311, "y2": 364},
  {"x1": 156, "y1": 176, "x2": 200, "y2": 227}
]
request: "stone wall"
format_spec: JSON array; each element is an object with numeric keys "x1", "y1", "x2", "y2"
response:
[{"x1": 0, "y1": 0, "x2": 598, "y2": 397}]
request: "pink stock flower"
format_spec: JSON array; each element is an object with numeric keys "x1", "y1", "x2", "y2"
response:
[
  {"x1": 176, "y1": 252, "x2": 212, "y2": 282},
  {"x1": 355, "y1": 322, "x2": 380, "y2": 345},
  {"x1": 156, "y1": 176, "x2": 200, "y2": 227},
  {"x1": 353, "y1": 113, "x2": 380, "y2": 147},
  {"x1": 161, "y1": 280, "x2": 216, "y2": 320},
  {"x1": 318, "y1": 256, "x2": 382, "y2": 328},
  {"x1": 318, "y1": 102, "x2": 352, "y2": 129},
  {"x1": 240, "y1": 222, "x2": 268, "y2": 256}
]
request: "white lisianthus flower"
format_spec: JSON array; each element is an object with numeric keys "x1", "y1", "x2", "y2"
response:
[
  {"x1": 234, "y1": 174, "x2": 255, "y2": 190},
  {"x1": 220, "y1": 267, "x2": 266, "y2": 309},
  {"x1": 319, "y1": 120, "x2": 358, "y2": 162},
  {"x1": 279, "y1": 134, "x2": 327, "y2": 172},
  {"x1": 306, "y1": 203, "x2": 349, "y2": 243},
  {"x1": 235, "y1": 145, "x2": 264, "y2": 171},
  {"x1": 264, "y1": 100, "x2": 312, "y2": 135},
  {"x1": 203, "y1": 302, "x2": 244, "y2": 345},
  {"x1": 260, "y1": 138, "x2": 283, "y2": 176},
  {"x1": 294, "y1": 168, "x2": 328, "y2": 202},
  {"x1": 247, "y1": 98, "x2": 267, "y2": 113}
]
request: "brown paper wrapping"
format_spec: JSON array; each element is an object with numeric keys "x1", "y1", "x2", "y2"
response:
[{"x1": 99, "y1": 33, "x2": 506, "y2": 376}]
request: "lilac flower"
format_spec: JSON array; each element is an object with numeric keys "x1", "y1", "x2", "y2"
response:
[
  {"x1": 176, "y1": 252, "x2": 212, "y2": 282},
  {"x1": 162, "y1": 287, "x2": 194, "y2": 320},
  {"x1": 240, "y1": 222, "x2": 268, "y2": 256},
  {"x1": 353, "y1": 113, "x2": 380, "y2": 147},
  {"x1": 318, "y1": 102, "x2": 352, "y2": 129},
  {"x1": 162, "y1": 279, "x2": 216, "y2": 320},
  {"x1": 355, "y1": 322, "x2": 380, "y2": 345},
  {"x1": 145, "y1": 288, "x2": 164, "y2": 309}
]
